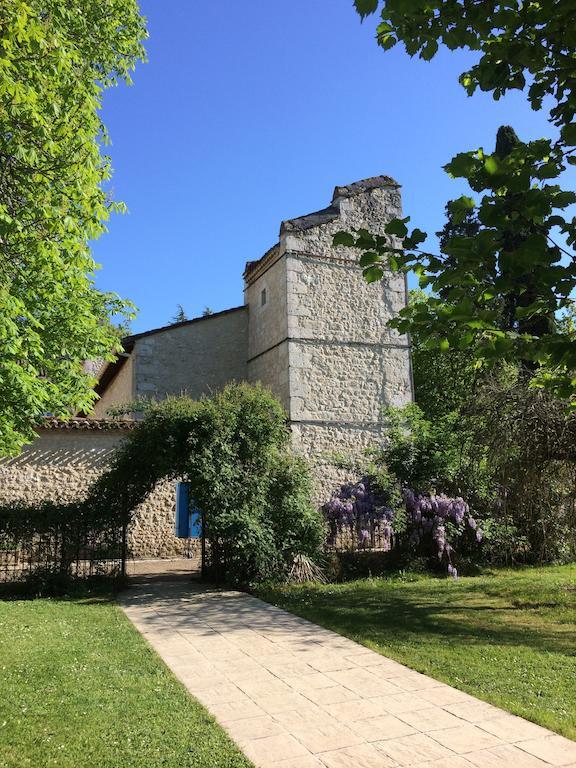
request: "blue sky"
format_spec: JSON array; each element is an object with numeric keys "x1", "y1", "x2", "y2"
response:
[{"x1": 94, "y1": 0, "x2": 564, "y2": 334}]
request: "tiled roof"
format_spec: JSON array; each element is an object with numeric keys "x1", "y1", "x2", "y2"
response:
[{"x1": 41, "y1": 418, "x2": 136, "y2": 431}]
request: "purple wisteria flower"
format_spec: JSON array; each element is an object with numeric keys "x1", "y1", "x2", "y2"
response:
[{"x1": 323, "y1": 478, "x2": 395, "y2": 551}]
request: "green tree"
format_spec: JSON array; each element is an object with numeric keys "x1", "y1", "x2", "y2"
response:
[
  {"x1": 171, "y1": 304, "x2": 188, "y2": 323},
  {"x1": 0, "y1": 0, "x2": 147, "y2": 455},
  {"x1": 340, "y1": 1, "x2": 576, "y2": 401}
]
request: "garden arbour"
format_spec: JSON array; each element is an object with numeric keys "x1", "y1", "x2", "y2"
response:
[
  {"x1": 88, "y1": 382, "x2": 325, "y2": 586},
  {"x1": 0, "y1": 383, "x2": 324, "y2": 590}
]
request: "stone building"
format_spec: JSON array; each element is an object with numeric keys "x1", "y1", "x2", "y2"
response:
[{"x1": 0, "y1": 176, "x2": 413, "y2": 558}]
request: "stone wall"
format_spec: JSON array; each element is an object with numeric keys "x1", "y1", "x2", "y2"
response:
[
  {"x1": 95, "y1": 307, "x2": 249, "y2": 417},
  {"x1": 0, "y1": 428, "x2": 185, "y2": 558},
  {"x1": 132, "y1": 307, "x2": 248, "y2": 403},
  {"x1": 92, "y1": 355, "x2": 134, "y2": 418},
  {"x1": 245, "y1": 248, "x2": 291, "y2": 411}
]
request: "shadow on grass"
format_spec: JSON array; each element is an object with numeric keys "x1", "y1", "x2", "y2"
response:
[
  {"x1": 257, "y1": 577, "x2": 575, "y2": 658},
  {"x1": 0, "y1": 574, "x2": 123, "y2": 602}
]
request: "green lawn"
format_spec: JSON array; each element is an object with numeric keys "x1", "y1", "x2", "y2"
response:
[
  {"x1": 257, "y1": 564, "x2": 576, "y2": 740},
  {"x1": 0, "y1": 595, "x2": 252, "y2": 768}
]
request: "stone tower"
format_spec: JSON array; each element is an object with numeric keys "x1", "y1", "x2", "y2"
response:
[{"x1": 243, "y1": 176, "x2": 413, "y2": 497}]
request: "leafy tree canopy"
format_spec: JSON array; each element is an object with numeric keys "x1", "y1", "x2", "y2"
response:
[
  {"x1": 342, "y1": 0, "x2": 576, "y2": 401},
  {"x1": 0, "y1": 0, "x2": 147, "y2": 455}
]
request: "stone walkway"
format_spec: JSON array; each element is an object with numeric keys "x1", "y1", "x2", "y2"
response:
[{"x1": 120, "y1": 583, "x2": 576, "y2": 768}]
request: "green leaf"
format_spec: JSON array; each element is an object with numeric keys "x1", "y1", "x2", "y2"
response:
[
  {"x1": 444, "y1": 153, "x2": 477, "y2": 179},
  {"x1": 359, "y1": 252, "x2": 380, "y2": 267},
  {"x1": 561, "y1": 123, "x2": 576, "y2": 146},
  {"x1": 384, "y1": 217, "x2": 410, "y2": 237},
  {"x1": 420, "y1": 40, "x2": 438, "y2": 61},
  {"x1": 354, "y1": 0, "x2": 379, "y2": 18},
  {"x1": 484, "y1": 156, "x2": 499, "y2": 174},
  {"x1": 404, "y1": 228, "x2": 427, "y2": 249},
  {"x1": 553, "y1": 191, "x2": 576, "y2": 209},
  {"x1": 363, "y1": 265, "x2": 384, "y2": 283},
  {"x1": 333, "y1": 231, "x2": 356, "y2": 247}
]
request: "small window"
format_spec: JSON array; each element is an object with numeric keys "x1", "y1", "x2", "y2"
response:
[{"x1": 261, "y1": 288, "x2": 267, "y2": 307}]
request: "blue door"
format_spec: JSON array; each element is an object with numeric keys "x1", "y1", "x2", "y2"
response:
[{"x1": 175, "y1": 482, "x2": 202, "y2": 538}]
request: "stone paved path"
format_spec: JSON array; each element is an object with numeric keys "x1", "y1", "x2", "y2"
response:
[{"x1": 120, "y1": 583, "x2": 576, "y2": 768}]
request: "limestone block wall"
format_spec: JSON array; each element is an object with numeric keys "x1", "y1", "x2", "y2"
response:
[
  {"x1": 282, "y1": 179, "x2": 413, "y2": 502},
  {"x1": 92, "y1": 356, "x2": 134, "y2": 418},
  {"x1": 133, "y1": 307, "x2": 248, "y2": 402},
  {"x1": 245, "y1": 248, "x2": 291, "y2": 411},
  {"x1": 0, "y1": 429, "x2": 185, "y2": 558}
]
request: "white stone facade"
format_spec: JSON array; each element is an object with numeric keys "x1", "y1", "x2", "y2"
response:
[{"x1": 0, "y1": 177, "x2": 413, "y2": 556}]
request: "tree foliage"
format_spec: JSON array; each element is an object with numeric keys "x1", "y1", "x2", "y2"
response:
[
  {"x1": 171, "y1": 304, "x2": 188, "y2": 324},
  {"x1": 342, "y1": 0, "x2": 576, "y2": 400},
  {"x1": 0, "y1": 0, "x2": 147, "y2": 455},
  {"x1": 388, "y1": 291, "x2": 576, "y2": 565}
]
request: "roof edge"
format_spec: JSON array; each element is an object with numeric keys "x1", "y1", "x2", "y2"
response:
[{"x1": 122, "y1": 304, "x2": 247, "y2": 347}]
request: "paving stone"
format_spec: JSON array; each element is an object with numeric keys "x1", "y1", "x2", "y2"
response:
[
  {"x1": 350, "y1": 715, "x2": 416, "y2": 742},
  {"x1": 386, "y1": 673, "x2": 445, "y2": 693},
  {"x1": 325, "y1": 697, "x2": 393, "y2": 723},
  {"x1": 416, "y1": 687, "x2": 474, "y2": 707},
  {"x1": 272, "y1": 706, "x2": 334, "y2": 731},
  {"x1": 378, "y1": 693, "x2": 433, "y2": 715},
  {"x1": 466, "y1": 743, "x2": 552, "y2": 767},
  {"x1": 345, "y1": 652, "x2": 400, "y2": 669},
  {"x1": 398, "y1": 706, "x2": 465, "y2": 732},
  {"x1": 258, "y1": 692, "x2": 313, "y2": 715},
  {"x1": 374, "y1": 733, "x2": 453, "y2": 765},
  {"x1": 326, "y1": 668, "x2": 402, "y2": 698},
  {"x1": 319, "y1": 742, "x2": 400, "y2": 767},
  {"x1": 443, "y1": 700, "x2": 503, "y2": 723},
  {"x1": 429, "y1": 724, "x2": 503, "y2": 754},
  {"x1": 412, "y1": 757, "x2": 475, "y2": 767},
  {"x1": 300, "y1": 653, "x2": 358, "y2": 673},
  {"x1": 273, "y1": 758, "x2": 325, "y2": 768},
  {"x1": 237, "y1": 675, "x2": 293, "y2": 698},
  {"x1": 209, "y1": 698, "x2": 266, "y2": 723},
  {"x1": 265, "y1": 662, "x2": 317, "y2": 679},
  {"x1": 477, "y1": 714, "x2": 551, "y2": 743},
  {"x1": 243, "y1": 733, "x2": 311, "y2": 767},
  {"x1": 302, "y1": 685, "x2": 360, "y2": 707},
  {"x1": 194, "y1": 682, "x2": 247, "y2": 706},
  {"x1": 224, "y1": 715, "x2": 287, "y2": 745},
  {"x1": 292, "y1": 723, "x2": 365, "y2": 753},
  {"x1": 517, "y1": 735, "x2": 576, "y2": 766},
  {"x1": 369, "y1": 661, "x2": 416, "y2": 680},
  {"x1": 180, "y1": 673, "x2": 229, "y2": 691},
  {"x1": 286, "y1": 673, "x2": 340, "y2": 692}
]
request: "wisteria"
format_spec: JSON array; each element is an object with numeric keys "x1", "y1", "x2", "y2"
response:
[
  {"x1": 324, "y1": 479, "x2": 395, "y2": 552},
  {"x1": 403, "y1": 489, "x2": 482, "y2": 577},
  {"x1": 324, "y1": 481, "x2": 483, "y2": 578}
]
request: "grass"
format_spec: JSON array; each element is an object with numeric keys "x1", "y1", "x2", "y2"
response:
[
  {"x1": 0, "y1": 593, "x2": 252, "y2": 768},
  {"x1": 256, "y1": 563, "x2": 576, "y2": 740}
]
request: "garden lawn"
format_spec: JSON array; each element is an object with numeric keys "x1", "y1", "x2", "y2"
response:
[
  {"x1": 257, "y1": 563, "x2": 576, "y2": 741},
  {"x1": 0, "y1": 594, "x2": 252, "y2": 768}
]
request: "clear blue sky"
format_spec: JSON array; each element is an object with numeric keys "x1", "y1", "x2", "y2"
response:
[{"x1": 93, "y1": 0, "x2": 563, "y2": 334}]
